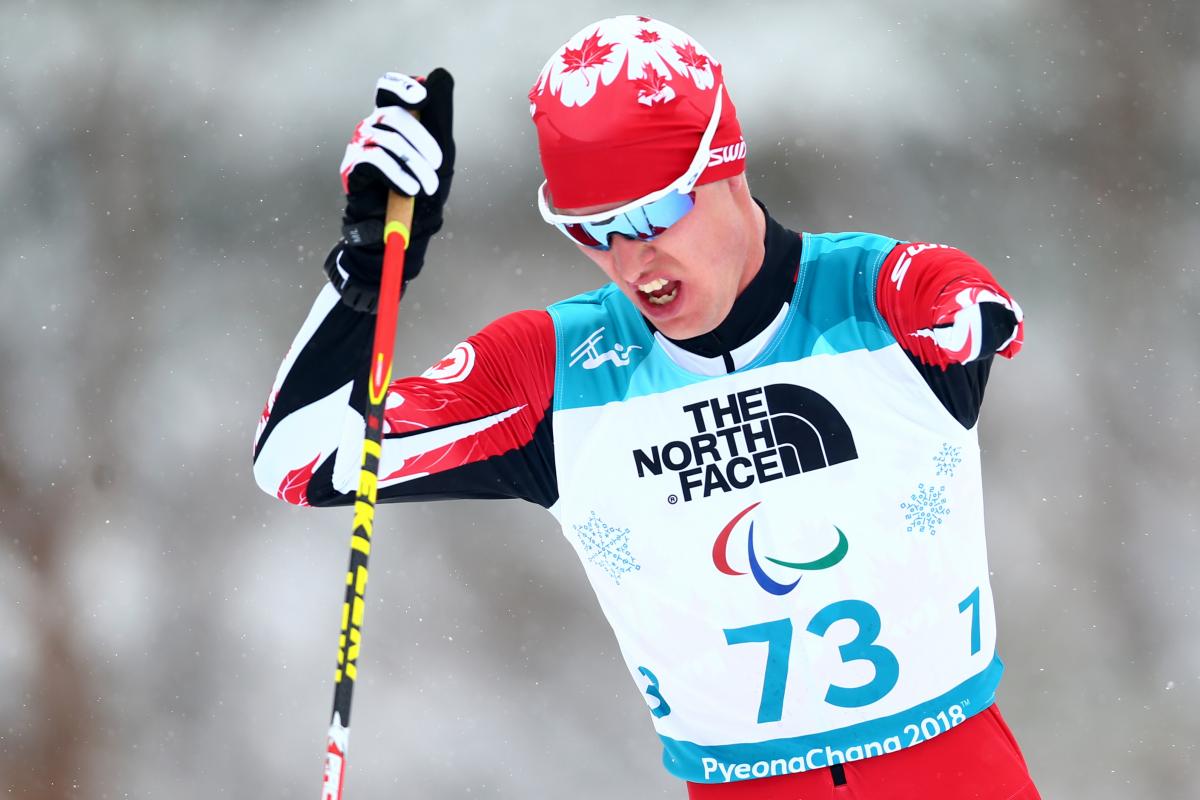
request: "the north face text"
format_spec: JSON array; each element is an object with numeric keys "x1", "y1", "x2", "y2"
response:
[{"x1": 632, "y1": 384, "x2": 858, "y2": 502}]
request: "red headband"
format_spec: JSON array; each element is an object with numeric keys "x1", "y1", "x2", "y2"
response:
[{"x1": 529, "y1": 16, "x2": 746, "y2": 210}]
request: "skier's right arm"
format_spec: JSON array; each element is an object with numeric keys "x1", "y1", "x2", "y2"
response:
[
  {"x1": 252, "y1": 71, "x2": 559, "y2": 510},
  {"x1": 252, "y1": 290, "x2": 558, "y2": 509}
]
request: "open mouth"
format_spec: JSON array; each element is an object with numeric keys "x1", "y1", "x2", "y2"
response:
[{"x1": 637, "y1": 277, "x2": 681, "y2": 306}]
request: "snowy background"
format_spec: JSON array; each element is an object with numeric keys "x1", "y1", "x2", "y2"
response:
[{"x1": 2, "y1": 0, "x2": 1198, "y2": 797}]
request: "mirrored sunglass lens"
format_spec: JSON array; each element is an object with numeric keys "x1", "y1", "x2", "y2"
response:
[
  {"x1": 555, "y1": 192, "x2": 696, "y2": 250},
  {"x1": 606, "y1": 193, "x2": 695, "y2": 244},
  {"x1": 560, "y1": 217, "x2": 636, "y2": 250},
  {"x1": 619, "y1": 192, "x2": 694, "y2": 242},
  {"x1": 627, "y1": 209, "x2": 667, "y2": 241},
  {"x1": 641, "y1": 191, "x2": 695, "y2": 228},
  {"x1": 561, "y1": 222, "x2": 606, "y2": 249}
]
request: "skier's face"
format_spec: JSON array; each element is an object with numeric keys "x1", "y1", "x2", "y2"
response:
[{"x1": 565, "y1": 177, "x2": 765, "y2": 340}]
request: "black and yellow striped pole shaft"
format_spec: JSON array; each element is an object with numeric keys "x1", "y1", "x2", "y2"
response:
[{"x1": 320, "y1": 187, "x2": 413, "y2": 800}]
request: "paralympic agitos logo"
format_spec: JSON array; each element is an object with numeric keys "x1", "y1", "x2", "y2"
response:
[
  {"x1": 632, "y1": 384, "x2": 858, "y2": 502},
  {"x1": 714, "y1": 502, "x2": 849, "y2": 595}
]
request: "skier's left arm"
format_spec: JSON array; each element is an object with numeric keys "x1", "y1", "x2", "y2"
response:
[{"x1": 875, "y1": 242, "x2": 1024, "y2": 427}]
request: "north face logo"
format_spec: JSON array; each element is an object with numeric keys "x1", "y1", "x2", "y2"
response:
[{"x1": 631, "y1": 384, "x2": 857, "y2": 502}]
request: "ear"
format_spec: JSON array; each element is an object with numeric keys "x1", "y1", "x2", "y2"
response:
[
  {"x1": 726, "y1": 172, "x2": 751, "y2": 196},
  {"x1": 721, "y1": 174, "x2": 758, "y2": 218}
]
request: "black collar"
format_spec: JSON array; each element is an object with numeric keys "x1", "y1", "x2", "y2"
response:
[{"x1": 657, "y1": 201, "x2": 802, "y2": 364}]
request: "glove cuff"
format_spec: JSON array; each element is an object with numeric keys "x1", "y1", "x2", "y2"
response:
[
  {"x1": 322, "y1": 238, "x2": 430, "y2": 314},
  {"x1": 323, "y1": 244, "x2": 380, "y2": 314},
  {"x1": 342, "y1": 219, "x2": 385, "y2": 247}
]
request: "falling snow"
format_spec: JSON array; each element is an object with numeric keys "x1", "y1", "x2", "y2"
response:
[
  {"x1": 571, "y1": 512, "x2": 641, "y2": 585},
  {"x1": 900, "y1": 483, "x2": 950, "y2": 535}
]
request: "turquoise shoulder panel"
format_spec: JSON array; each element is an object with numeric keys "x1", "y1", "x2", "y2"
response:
[
  {"x1": 548, "y1": 285, "x2": 704, "y2": 413},
  {"x1": 768, "y1": 231, "x2": 901, "y2": 364},
  {"x1": 548, "y1": 231, "x2": 903, "y2": 412}
]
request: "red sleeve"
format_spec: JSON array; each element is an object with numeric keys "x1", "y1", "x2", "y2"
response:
[
  {"x1": 255, "y1": 294, "x2": 559, "y2": 510},
  {"x1": 876, "y1": 242, "x2": 1024, "y2": 370},
  {"x1": 371, "y1": 309, "x2": 557, "y2": 503}
]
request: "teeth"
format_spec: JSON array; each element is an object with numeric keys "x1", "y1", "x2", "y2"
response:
[
  {"x1": 638, "y1": 278, "x2": 669, "y2": 293},
  {"x1": 647, "y1": 288, "x2": 678, "y2": 305}
]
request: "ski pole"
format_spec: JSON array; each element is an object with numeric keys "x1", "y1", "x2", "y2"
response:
[{"x1": 320, "y1": 183, "x2": 414, "y2": 800}]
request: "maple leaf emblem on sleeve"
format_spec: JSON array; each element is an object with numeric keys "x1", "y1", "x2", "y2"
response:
[
  {"x1": 636, "y1": 28, "x2": 660, "y2": 43},
  {"x1": 561, "y1": 30, "x2": 617, "y2": 74},
  {"x1": 277, "y1": 453, "x2": 321, "y2": 507},
  {"x1": 673, "y1": 42, "x2": 710, "y2": 71}
]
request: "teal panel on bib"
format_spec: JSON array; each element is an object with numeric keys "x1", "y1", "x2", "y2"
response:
[
  {"x1": 659, "y1": 654, "x2": 1004, "y2": 783},
  {"x1": 548, "y1": 285, "x2": 687, "y2": 412},
  {"x1": 766, "y1": 232, "x2": 899, "y2": 365}
]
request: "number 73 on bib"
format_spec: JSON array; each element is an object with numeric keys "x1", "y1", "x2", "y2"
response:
[{"x1": 721, "y1": 589, "x2": 982, "y2": 724}]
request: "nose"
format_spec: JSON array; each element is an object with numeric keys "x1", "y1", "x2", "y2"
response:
[{"x1": 608, "y1": 235, "x2": 656, "y2": 283}]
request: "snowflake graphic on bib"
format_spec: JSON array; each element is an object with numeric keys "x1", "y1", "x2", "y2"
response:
[
  {"x1": 901, "y1": 483, "x2": 950, "y2": 535},
  {"x1": 571, "y1": 512, "x2": 642, "y2": 585}
]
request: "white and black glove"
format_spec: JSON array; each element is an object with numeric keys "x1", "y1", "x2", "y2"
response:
[{"x1": 324, "y1": 69, "x2": 455, "y2": 312}]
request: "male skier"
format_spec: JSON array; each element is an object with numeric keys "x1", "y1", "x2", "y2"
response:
[{"x1": 254, "y1": 16, "x2": 1040, "y2": 799}]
